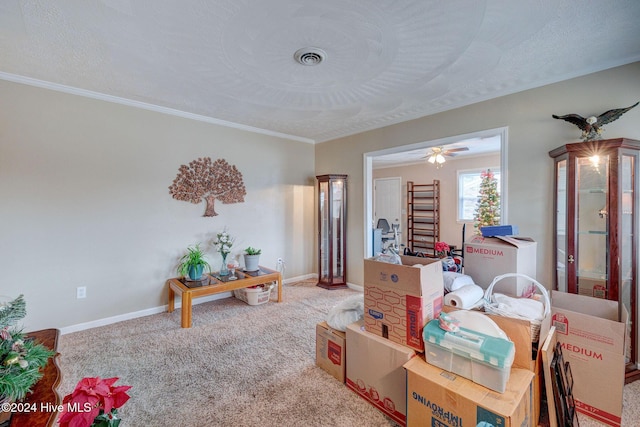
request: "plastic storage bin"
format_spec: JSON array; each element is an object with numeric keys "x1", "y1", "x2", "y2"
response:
[
  {"x1": 480, "y1": 224, "x2": 519, "y2": 237},
  {"x1": 423, "y1": 319, "x2": 515, "y2": 393},
  {"x1": 233, "y1": 285, "x2": 272, "y2": 306}
]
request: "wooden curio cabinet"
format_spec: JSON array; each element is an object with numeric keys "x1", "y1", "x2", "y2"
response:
[
  {"x1": 549, "y1": 138, "x2": 639, "y2": 377},
  {"x1": 316, "y1": 174, "x2": 348, "y2": 289}
]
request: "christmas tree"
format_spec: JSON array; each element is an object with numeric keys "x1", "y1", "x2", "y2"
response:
[{"x1": 473, "y1": 169, "x2": 500, "y2": 234}]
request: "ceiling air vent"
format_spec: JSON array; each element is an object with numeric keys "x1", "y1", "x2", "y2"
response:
[{"x1": 294, "y1": 47, "x2": 327, "y2": 66}]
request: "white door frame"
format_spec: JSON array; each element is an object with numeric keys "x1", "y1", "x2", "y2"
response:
[{"x1": 363, "y1": 127, "x2": 509, "y2": 258}]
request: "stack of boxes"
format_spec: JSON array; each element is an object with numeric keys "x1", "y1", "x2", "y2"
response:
[
  {"x1": 316, "y1": 255, "x2": 534, "y2": 427},
  {"x1": 315, "y1": 238, "x2": 627, "y2": 427}
]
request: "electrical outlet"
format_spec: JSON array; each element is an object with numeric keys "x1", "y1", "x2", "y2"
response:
[{"x1": 76, "y1": 286, "x2": 86, "y2": 299}]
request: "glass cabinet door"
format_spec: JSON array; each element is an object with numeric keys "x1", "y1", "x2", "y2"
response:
[
  {"x1": 317, "y1": 174, "x2": 348, "y2": 289},
  {"x1": 576, "y1": 154, "x2": 609, "y2": 298},
  {"x1": 555, "y1": 159, "x2": 568, "y2": 293},
  {"x1": 620, "y1": 152, "x2": 636, "y2": 365},
  {"x1": 319, "y1": 180, "x2": 330, "y2": 283}
]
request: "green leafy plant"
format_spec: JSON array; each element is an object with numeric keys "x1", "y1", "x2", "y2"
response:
[
  {"x1": 177, "y1": 244, "x2": 211, "y2": 277},
  {"x1": 244, "y1": 246, "x2": 261, "y2": 255},
  {"x1": 0, "y1": 295, "x2": 55, "y2": 402}
]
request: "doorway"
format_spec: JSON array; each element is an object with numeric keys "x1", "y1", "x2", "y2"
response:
[
  {"x1": 363, "y1": 127, "x2": 508, "y2": 258},
  {"x1": 374, "y1": 177, "x2": 402, "y2": 230}
]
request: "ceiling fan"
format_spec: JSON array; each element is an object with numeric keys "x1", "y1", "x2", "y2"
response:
[{"x1": 425, "y1": 146, "x2": 469, "y2": 167}]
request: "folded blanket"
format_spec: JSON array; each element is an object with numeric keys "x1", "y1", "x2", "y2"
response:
[
  {"x1": 491, "y1": 293, "x2": 545, "y2": 322},
  {"x1": 327, "y1": 294, "x2": 364, "y2": 331}
]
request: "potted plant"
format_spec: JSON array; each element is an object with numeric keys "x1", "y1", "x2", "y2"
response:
[
  {"x1": 59, "y1": 376, "x2": 132, "y2": 427},
  {"x1": 0, "y1": 295, "x2": 55, "y2": 424},
  {"x1": 243, "y1": 246, "x2": 261, "y2": 272},
  {"x1": 177, "y1": 244, "x2": 211, "y2": 280}
]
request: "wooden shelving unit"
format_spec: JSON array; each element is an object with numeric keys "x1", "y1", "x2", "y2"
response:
[{"x1": 407, "y1": 180, "x2": 440, "y2": 255}]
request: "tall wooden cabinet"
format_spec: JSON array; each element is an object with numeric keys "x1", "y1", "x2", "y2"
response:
[
  {"x1": 316, "y1": 174, "x2": 348, "y2": 289},
  {"x1": 549, "y1": 138, "x2": 639, "y2": 375},
  {"x1": 407, "y1": 180, "x2": 440, "y2": 255}
]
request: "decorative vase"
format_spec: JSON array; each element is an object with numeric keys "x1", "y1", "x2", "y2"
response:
[
  {"x1": 188, "y1": 264, "x2": 204, "y2": 280},
  {"x1": 219, "y1": 253, "x2": 229, "y2": 276}
]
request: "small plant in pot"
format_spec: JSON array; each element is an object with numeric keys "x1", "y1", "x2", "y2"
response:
[
  {"x1": 243, "y1": 246, "x2": 261, "y2": 272},
  {"x1": 177, "y1": 244, "x2": 211, "y2": 280}
]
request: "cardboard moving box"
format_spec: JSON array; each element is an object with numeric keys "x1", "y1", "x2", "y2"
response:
[
  {"x1": 464, "y1": 235, "x2": 537, "y2": 295},
  {"x1": 315, "y1": 321, "x2": 346, "y2": 383},
  {"x1": 550, "y1": 291, "x2": 626, "y2": 427},
  {"x1": 364, "y1": 255, "x2": 444, "y2": 351},
  {"x1": 442, "y1": 305, "x2": 550, "y2": 426},
  {"x1": 346, "y1": 321, "x2": 416, "y2": 426},
  {"x1": 404, "y1": 356, "x2": 534, "y2": 427}
]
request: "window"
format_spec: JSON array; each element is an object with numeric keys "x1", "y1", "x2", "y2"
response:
[{"x1": 457, "y1": 168, "x2": 501, "y2": 221}]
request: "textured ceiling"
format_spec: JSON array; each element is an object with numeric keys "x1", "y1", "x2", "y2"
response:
[{"x1": 1, "y1": 1, "x2": 640, "y2": 143}]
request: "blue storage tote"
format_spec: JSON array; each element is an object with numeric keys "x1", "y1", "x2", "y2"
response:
[
  {"x1": 422, "y1": 319, "x2": 515, "y2": 393},
  {"x1": 480, "y1": 224, "x2": 519, "y2": 237}
]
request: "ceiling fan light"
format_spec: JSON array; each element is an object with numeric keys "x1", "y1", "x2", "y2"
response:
[
  {"x1": 435, "y1": 154, "x2": 445, "y2": 163},
  {"x1": 427, "y1": 156, "x2": 436, "y2": 164}
]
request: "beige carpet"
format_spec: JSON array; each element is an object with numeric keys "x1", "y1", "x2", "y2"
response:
[
  {"x1": 56, "y1": 280, "x2": 640, "y2": 426},
  {"x1": 57, "y1": 280, "x2": 398, "y2": 426}
]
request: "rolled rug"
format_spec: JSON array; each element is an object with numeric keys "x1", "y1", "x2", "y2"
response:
[{"x1": 444, "y1": 284, "x2": 484, "y2": 309}]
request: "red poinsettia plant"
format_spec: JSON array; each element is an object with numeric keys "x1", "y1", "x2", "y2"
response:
[
  {"x1": 434, "y1": 241, "x2": 450, "y2": 257},
  {"x1": 58, "y1": 377, "x2": 132, "y2": 427}
]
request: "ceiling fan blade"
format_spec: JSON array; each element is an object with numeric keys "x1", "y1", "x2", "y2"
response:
[
  {"x1": 443, "y1": 147, "x2": 469, "y2": 156},
  {"x1": 444, "y1": 147, "x2": 469, "y2": 153}
]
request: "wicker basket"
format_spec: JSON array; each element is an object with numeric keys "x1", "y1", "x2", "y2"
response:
[{"x1": 483, "y1": 273, "x2": 550, "y2": 342}]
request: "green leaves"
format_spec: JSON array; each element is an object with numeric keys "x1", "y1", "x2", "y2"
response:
[
  {"x1": 245, "y1": 246, "x2": 261, "y2": 255},
  {"x1": 177, "y1": 244, "x2": 211, "y2": 276}
]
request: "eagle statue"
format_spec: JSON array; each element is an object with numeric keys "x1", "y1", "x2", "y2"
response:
[{"x1": 552, "y1": 102, "x2": 638, "y2": 141}]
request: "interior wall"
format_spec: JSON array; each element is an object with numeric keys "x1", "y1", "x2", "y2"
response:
[
  {"x1": 373, "y1": 153, "x2": 501, "y2": 249},
  {"x1": 316, "y1": 62, "x2": 640, "y2": 288},
  {"x1": 0, "y1": 79, "x2": 316, "y2": 331}
]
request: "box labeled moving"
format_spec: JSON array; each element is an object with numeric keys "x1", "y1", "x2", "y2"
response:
[
  {"x1": 550, "y1": 291, "x2": 626, "y2": 427},
  {"x1": 464, "y1": 235, "x2": 537, "y2": 294},
  {"x1": 346, "y1": 321, "x2": 415, "y2": 426},
  {"x1": 364, "y1": 255, "x2": 444, "y2": 351},
  {"x1": 404, "y1": 356, "x2": 534, "y2": 427},
  {"x1": 315, "y1": 321, "x2": 346, "y2": 383}
]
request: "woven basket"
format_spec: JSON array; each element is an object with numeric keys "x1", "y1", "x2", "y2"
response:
[{"x1": 483, "y1": 273, "x2": 550, "y2": 342}]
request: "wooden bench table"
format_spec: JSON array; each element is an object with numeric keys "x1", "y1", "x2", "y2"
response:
[{"x1": 167, "y1": 266, "x2": 282, "y2": 328}]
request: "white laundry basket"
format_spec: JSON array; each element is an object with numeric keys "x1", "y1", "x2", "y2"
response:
[
  {"x1": 483, "y1": 273, "x2": 550, "y2": 342},
  {"x1": 234, "y1": 284, "x2": 273, "y2": 306}
]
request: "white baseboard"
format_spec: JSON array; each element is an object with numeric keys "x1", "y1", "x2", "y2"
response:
[
  {"x1": 347, "y1": 283, "x2": 363, "y2": 292},
  {"x1": 59, "y1": 273, "x2": 320, "y2": 335}
]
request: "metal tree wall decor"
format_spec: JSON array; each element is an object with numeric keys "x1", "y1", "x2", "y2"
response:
[{"x1": 169, "y1": 157, "x2": 246, "y2": 216}]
